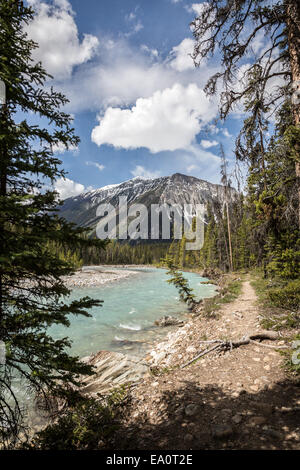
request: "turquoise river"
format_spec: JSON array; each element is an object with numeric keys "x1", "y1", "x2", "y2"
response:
[{"x1": 49, "y1": 266, "x2": 216, "y2": 358}]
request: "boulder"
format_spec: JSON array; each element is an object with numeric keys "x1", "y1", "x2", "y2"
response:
[
  {"x1": 154, "y1": 316, "x2": 184, "y2": 327},
  {"x1": 81, "y1": 350, "x2": 149, "y2": 396}
]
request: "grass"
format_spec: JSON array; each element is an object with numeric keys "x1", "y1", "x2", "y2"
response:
[
  {"x1": 202, "y1": 275, "x2": 243, "y2": 317},
  {"x1": 251, "y1": 271, "x2": 300, "y2": 378},
  {"x1": 150, "y1": 365, "x2": 178, "y2": 376},
  {"x1": 251, "y1": 271, "x2": 300, "y2": 332}
]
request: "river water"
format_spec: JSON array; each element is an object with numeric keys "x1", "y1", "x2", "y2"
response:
[
  {"x1": 14, "y1": 266, "x2": 216, "y2": 430},
  {"x1": 49, "y1": 266, "x2": 216, "y2": 358}
]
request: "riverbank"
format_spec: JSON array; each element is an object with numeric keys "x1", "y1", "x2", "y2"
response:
[
  {"x1": 30, "y1": 273, "x2": 300, "y2": 450},
  {"x1": 107, "y1": 274, "x2": 300, "y2": 450},
  {"x1": 62, "y1": 266, "x2": 140, "y2": 288}
]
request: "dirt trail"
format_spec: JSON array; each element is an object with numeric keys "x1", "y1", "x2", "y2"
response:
[{"x1": 111, "y1": 278, "x2": 300, "y2": 450}]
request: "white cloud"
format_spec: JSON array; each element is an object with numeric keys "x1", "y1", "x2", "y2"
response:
[
  {"x1": 140, "y1": 44, "x2": 159, "y2": 59},
  {"x1": 86, "y1": 161, "x2": 105, "y2": 172},
  {"x1": 56, "y1": 34, "x2": 218, "y2": 114},
  {"x1": 61, "y1": 46, "x2": 178, "y2": 112},
  {"x1": 182, "y1": 144, "x2": 222, "y2": 180},
  {"x1": 131, "y1": 166, "x2": 161, "y2": 179},
  {"x1": 124, "y1": 8, "x2": 143, "y2": 37},
  {"x1": 200, "y1": 139, "x2": 218, "y2": 148},
  {"x1": 126, "y1": 11, "x2": 137, "y2": 21},
  {"x1": 124, "y1": 21, "x2": 143, "y2": 37},
  {"x1": 186, "y1": 164, "x2": 198, "y2": 173},
  {"x1": 54, "y1": 177, "x2": 85, "y2": 199},
  {"x1": 26, "y1": 0, "x2": 99, "y2": 80},
  {"x1": 169, "y1": 38, "x2": 195, "y2": 72},
  {"x1": 52, "y1": 142, "x2": 78, "y2": 154},
  {"x1": 186, "y1": 3, "x2": 209, "y2": 16},
  {"x1": 222, "y1": 128, "x2": 232, "y2": 138},
  {"x1": 91, "y1": 83, "x2": 218, "y2": 153}
]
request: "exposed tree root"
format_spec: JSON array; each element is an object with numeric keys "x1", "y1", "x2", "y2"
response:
[{"x1": 181, "y1": 331, "x2": 288, "y2": 369}]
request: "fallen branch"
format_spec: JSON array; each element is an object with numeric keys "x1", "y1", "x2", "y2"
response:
[
  {"x1": 249, "y1": 339, "x2": 288, "y2": 349},
  {"x1": 181, "y1": 343, "x2": 221, "y2": 369},
  {"x1": 181, "y1": 331, "x2": 287, "y2": 369}
]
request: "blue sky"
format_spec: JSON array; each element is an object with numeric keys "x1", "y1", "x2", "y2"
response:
[{"x1": 24, "y1": 0, "x2": 244, "y2": 199}]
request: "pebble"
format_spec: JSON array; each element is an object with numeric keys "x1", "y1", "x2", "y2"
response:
[
  {"x1": 185, "y1": 403, "x2": 199, "y2": 417},
  {"x1": 186, "y1": 346, "x2": 196, "y2": 353},
  {"x1": 254, "y1": 403, "x2": 274, "y2": 416},
  {"x1": 248, "y1": 416, "x2": 267, "y2": 427},
  {"x1": 263, "y1": 428, "x2": 282, "y2": 439},
  {"x1": 220, "y1": 409, "x2": 232, "y2": 415},
  {"x1": 184, "y1": 433, "x2": 194, "y2": 443},
  {"x1": 232, "y1": 414, "x2": 243, "y2": 424},
  {"x1": 212, "y1": 424, "x2": 233, "y2": 439}
]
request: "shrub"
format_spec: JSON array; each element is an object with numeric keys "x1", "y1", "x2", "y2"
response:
[
  {"x1": 29, "y1": 387, "x2": 127, "y2": 450},
  {"x1": 268, "y1": 280, "x2": 300, "y2": 311}
]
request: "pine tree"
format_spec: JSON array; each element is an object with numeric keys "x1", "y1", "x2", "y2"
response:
[
  {"x1": 0, "y1": 1, "x2": 106, "y2": 447},
  {"x1": 162, "y1": 255, "x2": 196, "y2": 308},
  {"x1": 192, "y1": 0, "x2": 300, "y2": 226}
]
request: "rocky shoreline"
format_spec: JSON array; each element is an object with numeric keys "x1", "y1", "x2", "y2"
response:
[
  {"x1": 81, "y1": 299, "x2": 214, "y2": 396},
  {"x1": 81, "y1": 294, "x2": 217, "y2": 395},
  {"x1": 62, "y1": 266, "x2": 140, "y2": 288}
]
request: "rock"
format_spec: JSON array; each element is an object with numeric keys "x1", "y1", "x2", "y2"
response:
[
  {"x1": 254, "y1": 403, "x2": 274, "y2": 416},
  {"x1": 111, "y1": 338, "x2": 144, "y2": 346},
  {"x1": 81, "y1": 350, "x2": 149, "y2": 396},
  {"x1": 212, "y1": 424, "x2": 233, "y2": 439},
  {"x1": 232, "y1": 414, "x2": 243, "y2": 424},
  {"x1": 184, "y1": 433, "x2": 194, "y2": 443},
  {"x1": 264, "y1": 428, "x2": 282, "y2": 439},
  {"x1": 175, "y1": 405, "x2": 185, "y2": 416},
  {"x1": 220, "y1": 409, "x2": 233, "y2": 416},
  {"x1": 248, "y1": 416, "x2": 267, "y2": 427},
  {"x1": 154, "y1": 316, "x2": 184, "y2": 327},
  {"x1": 185, "y1": 403, "x2": 199, "y2": 417},
  {"x1": 186, "y1": 346, "x2": 197, "y2": 353},
  {"x1": 197, "y1": 432, "x2": 210, "y2": 446}
]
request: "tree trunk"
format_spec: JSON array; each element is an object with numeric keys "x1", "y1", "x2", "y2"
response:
[
  {"x1": 0, "y1": 103, "x2": 8, "y2": 333},
  {"x1": 286, "y1": 0, "x2": 300, "y2": 227},
  {"x1": 226, "y1": 200, "x2": 233, "y2": 271}
]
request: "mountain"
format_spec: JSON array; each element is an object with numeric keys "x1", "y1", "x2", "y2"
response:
[{"x1": 58, "y1": 173, "x2": 236, "y2": 237}]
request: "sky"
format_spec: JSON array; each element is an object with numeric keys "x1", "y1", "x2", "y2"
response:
[{"x1": 23, "y1": 0, "x2": 246, "y2": 199}]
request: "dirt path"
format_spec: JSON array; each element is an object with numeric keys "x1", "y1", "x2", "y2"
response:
[{"x1": 111, "y1": 278, "x2": 300, "y2": 450}]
